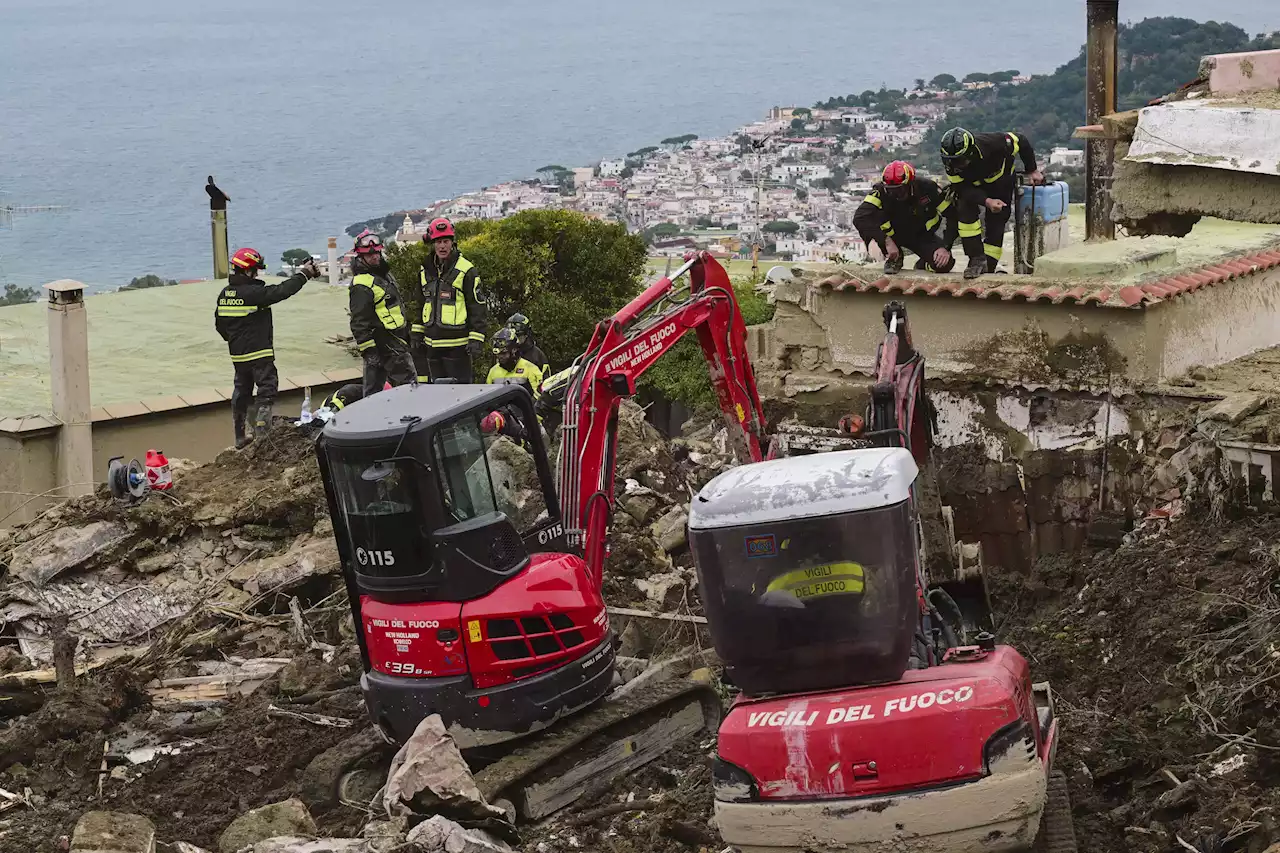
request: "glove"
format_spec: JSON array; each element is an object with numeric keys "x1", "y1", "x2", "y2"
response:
[
  {"x1": 466, "y1": 340, "x2": 483, "y2": 357},
  {"x1": 480, "y1": 411, "x2": 505, "y2": 434},
  {"x1": 301, "y1": 260, "x2": 321, "y2": 279},
  {"x1": 410, "y1": 330, "x2": 424, "y2": 350}
]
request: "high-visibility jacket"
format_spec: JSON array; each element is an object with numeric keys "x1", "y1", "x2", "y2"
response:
[
  {"x1": 487, "y1": 358, "x2": 544, "y2": 398},
  {"x1": 214, "y1": 270, "x2": 309, "y2": 363},
  {"x1": 349, "y1": 267, "x2": 409, "y2": 354},
  {"x1": 945, "y1": 132, "x2": 1039, "y2": 208},
  {"x1": 853, "y1": 180, "x2": 953, "y2": 250},
  {"x1": 415, "y1": 251, "x2": 486, "y2": 349}
]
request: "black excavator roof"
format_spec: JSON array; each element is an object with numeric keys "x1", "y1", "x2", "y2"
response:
[{"x1": 323, "y1": 383, "x2": 522, "y2": 443}]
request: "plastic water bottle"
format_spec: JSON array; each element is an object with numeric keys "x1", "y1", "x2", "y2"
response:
[{"x1": 300, "y1": 387, "x2": 313, "y2": 424}]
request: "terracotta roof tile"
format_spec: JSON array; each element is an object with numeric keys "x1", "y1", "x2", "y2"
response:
[{"x1": 811, "y1": 245, "x2": 1280, "y2": 308}]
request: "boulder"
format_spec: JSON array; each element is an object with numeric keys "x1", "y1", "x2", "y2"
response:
[
  {"x1": 620, "y1": 488, "x2": 662, "y2": 525},
  {"x1": 406, "y1": 816, "x2": 514, "y2": 853},
  {"x1": 635, "y1": 571, "x2": 688, "y2": 611},
  {"x1": 218, "y1": 800, "x2": 317, "y2": 853},
  {"x1": 70, "y1": 811, "x2": 156, "y2": 853},
  {"x1": 362, "y1": 817, "x2": 410, "y2": 853},
  {"x1": 650, "y1": 507, "x2": 688, "y2": 553},
  {"x1": 383, "y1": 714, "x2": 506, "y2": 822}
]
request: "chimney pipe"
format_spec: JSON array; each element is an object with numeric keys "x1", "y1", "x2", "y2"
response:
[
  {"x1": 1085, "y1": 0, "x2": 1119, "y2": 240},
  {"x1": 327, "y1": 237, "x2": 340, "y2": 285},
  {"x1": 44, "y1": 280, "x2": 94, "y2": 499}
]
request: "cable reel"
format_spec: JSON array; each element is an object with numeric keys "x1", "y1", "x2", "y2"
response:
[{"x1": 107, "y1": 456, "x2": 149, "y2": 501}]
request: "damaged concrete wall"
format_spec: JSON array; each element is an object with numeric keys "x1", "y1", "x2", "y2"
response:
[
  {"x1": 0, "y1": 428, "x2": 57, "y2": 525},
  {"x1": 1157, "y1": 265, "x2": 1280, "y2": 379},
  {"x1": 1112, "y1": 141, "x2": 1280, "y2": 225}
]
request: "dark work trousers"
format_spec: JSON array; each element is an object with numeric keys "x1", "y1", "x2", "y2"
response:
[
  {"x1": 954, "y1": 175, "x2": 1015, "y2": 271},
  {"x1": 427, "y1": 348, "x2": 474, "y2": 383},
  {"x1": 894, "y1": 231, "x2": 956, "y2": 273},
  {"x1": 362, "y1": 334, "x2": 417, "y2": 398},
  {"x1": 410, "y1": 343, "x2": 432, "y2": 384},
  {"x1": 232, "y1": 358, "x2": 279, "y2": 420}
]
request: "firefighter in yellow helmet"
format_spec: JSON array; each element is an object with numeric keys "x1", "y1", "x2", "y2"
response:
[
  {"x1": 481, "y1": 327, "x2": 544, "y2": 448},
  {"x1": 413, "y1": 217, "x2": 487, "y2": 382}
]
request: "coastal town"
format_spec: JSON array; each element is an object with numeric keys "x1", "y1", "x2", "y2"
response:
[{"x1": 368, "y1": 74, "x2": 1085, "y2": 267}]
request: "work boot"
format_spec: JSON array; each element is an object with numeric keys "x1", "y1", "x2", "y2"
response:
[
  {"x1": 883, "y1": 256, "x2": 903, "y2": 276},
  {"x1": 986, "y1": 256, "x2": 1000, "y2": 273},
  {"x1": 913, "y1": 258, "x2": 928, "y2": 271},
  {"x1": 233, "y1": 413, "x2": 253, "y2": 450},
  {"x1": 963, "y1": 257, "x2": 987, "y2": 280}
]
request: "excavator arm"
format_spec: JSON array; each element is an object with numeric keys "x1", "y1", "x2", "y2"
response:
[{"x1": 558, "y1": 252, "x2": 768, "y2": 588}]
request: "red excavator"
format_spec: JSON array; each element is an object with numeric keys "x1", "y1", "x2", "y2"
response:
[{"x1": 316, "y1": 253, "x2": 1072, "y2": 848}]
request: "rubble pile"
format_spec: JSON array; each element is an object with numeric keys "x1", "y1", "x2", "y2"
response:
[{"x1": 0, "y1": 405, "x2": 736, "y2": 852}]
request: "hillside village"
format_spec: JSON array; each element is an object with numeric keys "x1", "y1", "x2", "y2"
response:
[{"x1": 373, "y1": 77, "x2": 1083, "y2": 266}]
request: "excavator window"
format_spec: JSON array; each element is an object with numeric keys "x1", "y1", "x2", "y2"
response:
[{"x1": 433, "y1": 414, "x2": 500, "y2": 524}]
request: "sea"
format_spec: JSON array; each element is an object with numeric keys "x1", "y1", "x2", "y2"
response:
[{"x1": 1, "y1": 0, "x2": 1275, "y2": 292}]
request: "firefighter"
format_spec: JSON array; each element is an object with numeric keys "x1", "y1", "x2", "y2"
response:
[
  {"x1": 482, "y1": 327, "x2": 544, "y2": 448},
  {"x1": 314, "y1": 383, "x2": 363, "y2": 422},
  {"x1": 506, "y1": 312, "x2": 550, "y2": 375},
  {"x1": 853, "y1": 161, "x2": 955, "y2": 275},
  {"x1": 350, "y1": 231, "x2": 416, "y2": 397},
  {"x1": 413, "y1": 217, "x2": 486, "y2": 382},
  {"x1": 215, "y1": 247, "x2": 322, "y2": 448},
  {"x1": 939, "y1": 127, "x2": 1044, "y2": 280}
]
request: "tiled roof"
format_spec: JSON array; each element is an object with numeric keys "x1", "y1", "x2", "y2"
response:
[{"x1": 813, "y1": 247, "x2": 1280, "y2": 309}]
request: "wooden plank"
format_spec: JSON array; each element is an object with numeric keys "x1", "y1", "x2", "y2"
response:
[
  {"x1": 1072, "y1": 124, "x2": 1109, "y2": 140},
  {"x1": 606, "y1": 606, "x2": 707, "y2": 625},
  {"x1": 1102, "y1": 109, "x2": 1141, "y2": 139},
  {"x1": 516, "y1": 699, "x2": 706, "y2": 820}
]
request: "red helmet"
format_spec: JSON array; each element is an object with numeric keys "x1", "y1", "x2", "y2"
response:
[
  {"x1": 882, "y1": 161, "x2": 916, "y2": 187},
  {"x1": 231, "y1": 248, "x2": 265, "y2": 271},
  {"x1": 353, "y1": 230, "x2": 384, "y2": 255},
  {"x1": 426, "y1": 218, "x2": 455, "y2": 242}
]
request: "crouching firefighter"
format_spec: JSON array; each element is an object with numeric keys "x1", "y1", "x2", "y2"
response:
[
  {"x1": 350, "y1": 231, "x2": 416, "y2": 397},
  {"x1": 939, "y1": 127, "x2": 1044, "y2": 280},
  {"x1": 482, "y1": 327, "x2": 545, "y2": 449},
  {"x1": 215, "y1": 247, "x2": 322, "y2": 448},
  {"x1": 853, "y1": 161, "x2": 955, "y2": 275},
  {"x1": 413, "y1": 217, "x2": 486, "y2": 383}
]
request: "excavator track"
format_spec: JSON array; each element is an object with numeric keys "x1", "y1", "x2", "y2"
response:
[
  {"x1": 1032, "y1": 771, "x2": 1078, "y2": 853},
  {"x1": 474, "y1": 678, "x2": 722, "y2": 821}
]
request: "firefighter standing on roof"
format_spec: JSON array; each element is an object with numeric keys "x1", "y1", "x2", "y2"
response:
[
  {"x1": 853, "y1": 161, "x2": 955, "y2": 276},
  {"x1": 939, "y1": 127, "x2": 1044, "y2": 280},
  {"x1": 413, "y1": 217, "x2": 486, "y2": 382},
  {"x1": 350, "y1": 230, "x2": 417, "y2": 397},
  {"x1": 215, "y1": 248, "x2": 322, "y2": 449}
]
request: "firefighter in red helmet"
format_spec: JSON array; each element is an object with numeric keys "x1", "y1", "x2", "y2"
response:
[
  {"x1": 853, "y1": 161, "x2": 956, "y2": 275},
  {"x1": 215, "y1": 247, "x2": 321, "y2": 448},
  {"x1": 412, "y1": 217, "x2": 486, "y2": 382},
  {"x1": 349, "y1": 230, "x2": 417, "y2": 396}
]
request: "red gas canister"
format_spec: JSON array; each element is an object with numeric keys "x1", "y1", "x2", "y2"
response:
[{"x1": 145, "y1": 449, "x2": 173, "y2": 490}]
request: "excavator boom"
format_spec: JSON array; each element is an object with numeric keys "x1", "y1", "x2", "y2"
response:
[{"x1": 559, "y1": 252, "x2": 768, "y2": 587}]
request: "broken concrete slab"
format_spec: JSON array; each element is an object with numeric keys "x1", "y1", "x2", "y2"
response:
[
  {"x1": 71, "y1": 811, "x2": 156, "y2": 853},
  {"x1": 9, "y1": 521, "x2": 131, "y2": 586},
  {"x1": 383, "y1": 714, "x2": 507, "y2": 822},
  {"x1": 619, "y1": 487, "x2": 663, "y2": 525},
  {"x1": 238, "y1": 840, "x2": 367, "y2": 853},
  {"x1": 634, "y1": 571, "x2": 688, "y2": 611},
  {"x1": 406, "y1": 816, "x2": 515, "y2": 853},
  {"x1": 650, "y1": 507, "x2": 688, "y2": 553},
  {"x1": 229, "y1": 536, "x2": 339, "y2": 598},
  {"x1": 1034, "y1": 241, "x2": 1177, "y2": 279},
  {"x1": 1201, "y1": 392, "x2": 1268, "y2": 424},
  {"x1": 1204, "y1": 47, "x2": 1280, "y2": 96},
  {"x1": 217, "y1": 799, "x2": 317, "y2": 853}
]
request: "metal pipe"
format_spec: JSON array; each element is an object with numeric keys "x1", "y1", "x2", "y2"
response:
[
  {"x1": 327, "y1": 237, "x2": 340, "y2": 285},
  {"x1": 1085, "y1": 0, "x2": 1119, "y2": 240},
  {"x1": 211, "y1": 209, "x2": 229, "y2": 278}
]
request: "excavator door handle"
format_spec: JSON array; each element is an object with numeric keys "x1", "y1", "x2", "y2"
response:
[{"x1": 851, "y1": 761, "x2": 879, "y2": 781}]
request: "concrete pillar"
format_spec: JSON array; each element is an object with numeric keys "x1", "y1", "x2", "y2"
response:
[
  {"x1": 1085, "y1": 0, "x2": 1119, "y2": 241},
  {"x1": 44, "y1": 280, "x2": 94, "y2": 498},
  {"x1": 327, "y1": 236, "x2": 340, "y2": 285}
]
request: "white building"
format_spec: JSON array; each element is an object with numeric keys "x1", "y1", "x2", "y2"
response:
[
  {"x1": 1049, "y1": 147, "x2": 1085, "y2": 168},
  {"x1": 599, "y1": 159, "x2": 626, "y2": 177}
]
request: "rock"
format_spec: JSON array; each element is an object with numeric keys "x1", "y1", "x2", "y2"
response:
[
  {"x1": 70, "y1": 811, "x2": 156, "y2": 853},
  {"x1": 406, "y1": 816, "x2": 514, "y2": 853},
  {"x1": 10, "y1": 521, "x2": 131, "y2": 586},
  {"x1": 172, "y1": 844, "x2": 214, "y2": 853},
  {"x1": 1150, "y1": 779, "x2": 1200, "y2": 822},
  {"x1": 383, "y1": 714, "x2": 506, "y2": 822},
  {"x1": 1201, "y1": 392, "x2": 1267, "y2": 425},
  {"x1": 650, "y1": 507, "x2": 688, "y2": 553},
  {"x1": 362, "y1": 817, "x2": 410, "y2": 853},
  {"x1": 635, "y1": 571, "x2": 688, "y2": 610},
  {"x1": 615, "y1": 620, "x2": 652, "y2": 658},
  {"x1": 242, "y1": 840, "x2": 367, "y2": 853},
  {"x1": 228, "y1": 536, "x2": 338, "y2": 597},
  {"x1": 0, "y1": 645, "x2": 32, "y2": 674},
  {"x1": 620, "y1": 489, "x2": 662, "y2": 525},
  {"x1": 217, "y1": 799, "x2": 318, "y2": 853}
]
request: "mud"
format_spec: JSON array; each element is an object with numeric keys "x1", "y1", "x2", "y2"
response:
[
  {"x1": 1112, "y1": 142, "x2": 1280, "y2": 225},
  {"x1": 955, "y1": 325, "x2": 1128, "y2": 387}
]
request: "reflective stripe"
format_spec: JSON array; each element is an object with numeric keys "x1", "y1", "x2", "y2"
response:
[
  {"x1": 983, "y1": 160, "x2": 1006, "y2": 183},
  {"x1": 937, "y1": 196, "x2": 953, "y2": 213},
  {"x1": 357, "y1": 339, "x2": 376, "y2": 352},
  {"x1": 880, "y1": 220, "x2": 893, "y2": 231},
  {"x1": 421, "y1": 257, "x2": 475, "y2": 329},
  {"x1": 884, "y1": 225, "x2": 896, "y2": 237},
  {"x1": 958, "y1": 219, "x2": 982, "y2": 238},
  {"x1": 984, "y1": 244, "x2": 1004, "y2": 260},
  {"x1": 864, "y1": 193, "x2": 883, "y2": 208},
  {"x1": 468, "y1": 330, "x2": 485, "y2": 342},
  {"x1": 417, "y1": 375, "x2": 431, "y2": 383},
  {"x1": 352, "y1": 273, "x2": 406, "y2": 331},
  {"x1": 410, "y1": 323, "x2": 426, "y2": 334},
  {"x1": 426, "y1": 337, "x2": 469, "y2": 347},
  {"x1": 1008, "y1": 133, "x2": 1021, "y2": 157},
  {"x1": 231, "y1": 348, "x2": 273, "y2": 362},
  {"x1": 925, "y1": 214, "x2": 941, "y2": 231},
  {"x1": 948, "y1": 174, "x2": 963, "y2": 183},
  {"x1": 216, "y1": 306, "x2": 259, "y2": 317}
]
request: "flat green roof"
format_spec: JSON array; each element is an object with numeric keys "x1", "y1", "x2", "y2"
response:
[{"x1": 0, "y1": 278, "x2": 359, "y2": 417}]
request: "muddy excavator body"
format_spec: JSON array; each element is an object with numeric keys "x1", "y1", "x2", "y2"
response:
[{"x1": 696, "y1": 302, "x2": 1074, "y2": 852}]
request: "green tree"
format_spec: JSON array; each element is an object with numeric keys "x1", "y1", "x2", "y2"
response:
[
  {"x1": 696, "y1": 217, "x2": 714, "y2": 229},
  {"x1": 763, "y1": 220, "x2": 800, "y2": 235},
  {"x1": 0, "y1": 284, "x2": 37, "y2": 306},
  {"x1": 389, "y1": 210, "x2": 646, "y2": 373},
  {"x1": 121, "y1": 274, "x2": 178, "y2": 291},
  {"x1": 963, "y1": 72, "x2": 991, "y2": 84},
  {"x1": 931, "y1": 73, "x2": 957, "y2": 88},
  {"x1": 914, "y1": 78, "x2": 926, "y2": 91},
  {"x1": 281, "y1": 248, "x2": 312, "y2": 267},
  {"x1": 793, "y1": 107, "x2": 812, "y2": 117},
  {"x1": 790, "y1": 118, "x2": 806, "y2": 130}
]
